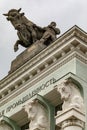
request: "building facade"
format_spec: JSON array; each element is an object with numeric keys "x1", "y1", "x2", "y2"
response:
[{"x1": 0, "y1": 25, "x2": 87, "y2": 130}]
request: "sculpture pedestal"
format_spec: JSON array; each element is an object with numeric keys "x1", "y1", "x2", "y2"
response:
[
  {"x1": 55, "y1": 108, "x2": 85, "y2": 130},
  {"x1": 9, "y1": 41, "x2": 46, "y2": 73}
]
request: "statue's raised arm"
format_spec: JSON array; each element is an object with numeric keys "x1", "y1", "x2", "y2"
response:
[{"x1": 3, "y1": 8, "x2": 60, "y2": 52}]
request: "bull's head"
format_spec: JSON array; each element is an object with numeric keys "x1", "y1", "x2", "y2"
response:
[
  {"x1": 3, "y1": 8, "x2": 24, "y2": 21},
  {"x1": 3, "y1": 8, "x2": 25, "y2": 30},
  {"x1": 3, "y1": 8, "x2": 21, "y2": 16}
]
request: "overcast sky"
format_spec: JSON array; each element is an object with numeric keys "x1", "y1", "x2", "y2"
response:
[{"x1": 0, "y1": 0, "x2": 87, "y2": 80}]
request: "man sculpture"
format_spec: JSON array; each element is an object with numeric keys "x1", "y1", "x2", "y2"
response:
[
  {"x1": 56, "y1": 79, "x2": 85, "y2": 113},
  {"x1": 3, "y1": 8, "x2": 60, "y2": 52},
  {"x1": 23, "y1": 100, "x2": 49, "y2": 130}
]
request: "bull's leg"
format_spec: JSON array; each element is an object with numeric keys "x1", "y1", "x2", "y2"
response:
[
  {"x1": 14, "y1": 40, "x2": 20, "y2": 52},
  {"x1": 14, "y1": 40, "x2": 30, "y2": 52}
]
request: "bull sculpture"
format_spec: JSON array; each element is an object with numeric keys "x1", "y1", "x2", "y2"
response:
[{"x1": 3, "y1": 8, "x2": 60, "y2": 52}]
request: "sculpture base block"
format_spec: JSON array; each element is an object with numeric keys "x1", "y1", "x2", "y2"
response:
[{"x1": 9, "y1": 41, "x2": 46, "y2": 74}]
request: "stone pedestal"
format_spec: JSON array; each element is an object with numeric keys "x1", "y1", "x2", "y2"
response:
[
  {"x1": 55, "y1": 108, "x2": 85, "y2": 130},
  {"x1": 9, "y1": 41, "x2": 46, "y2": 74}
]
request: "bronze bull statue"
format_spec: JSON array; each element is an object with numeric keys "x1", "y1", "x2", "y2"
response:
[{"x1": 3, "y1": 8, "x2": 60, "y2": 52}]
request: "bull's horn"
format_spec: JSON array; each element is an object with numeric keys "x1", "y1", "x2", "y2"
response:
[
  {"x1": 3, "y1": 13, "x2": 8, "y2": 16},
  {"x1": 18, "y1": 8, "x2": 21, "y2": 12}
]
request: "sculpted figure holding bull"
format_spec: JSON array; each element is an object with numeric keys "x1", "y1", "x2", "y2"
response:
[{"x1": 3, "y1": 8, "x2": 60, "y2": 52}]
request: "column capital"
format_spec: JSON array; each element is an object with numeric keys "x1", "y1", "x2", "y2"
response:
[
  {"x1": 55, "y1": 108, "x2": 85, "y2": 130},
  {"x1": 62, "y1": 119, "x2": 85, "y2": 129}
]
